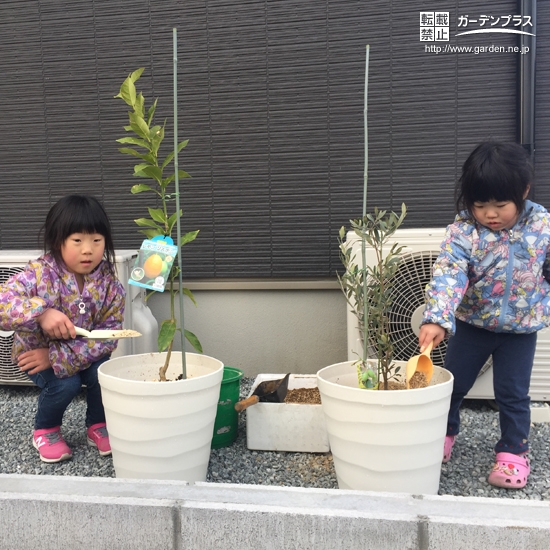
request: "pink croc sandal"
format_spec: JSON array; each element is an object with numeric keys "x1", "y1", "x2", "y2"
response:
[
  {"x1": 487, "y1": 452, "x2": 530, "y2": 489},
  {"x1": 442, "y1": 435, "x2": 455, "y2": 463}
]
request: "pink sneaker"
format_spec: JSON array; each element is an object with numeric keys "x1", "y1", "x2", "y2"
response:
[
  {"x1": 33, "y1": 427, "x2": 72, "y2": 463},
  {"x1": 442, "y1": 435, "x2": 456, "y2": 463},
  {"x1": 87, "y1": 422, "x2": 111, "y2": 456}
]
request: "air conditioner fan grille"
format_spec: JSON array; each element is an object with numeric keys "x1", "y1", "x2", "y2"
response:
[
  {"x1": 0, "y1": 266, "x2": 30, "y2": 383},
  {"x1": 363, "y1": 249, "x2": 492, "y2": 375}
]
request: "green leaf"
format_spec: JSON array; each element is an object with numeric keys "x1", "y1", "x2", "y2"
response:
[
  {"x1": 114, "y1": 71, "x2": 142, "y2": 107},
  {"x1": 149, "y1": 125, "x2": 162, "y2": 138},
  {"x1": 167, "y1": 210, "x2": 183, "y2": 234},
  {"x1": 133, "y1": 170, "x2": 150, "y2": 179},
  {"x1": 147, "y1": 207, "x2": 166, "y2": 224},
  {"x1": 181, "y1": 230, "x2": 199, "y2": 245},
  {"x1": 117, "y1": 137, "x2": 151, "y2": 150},
  {"x1": 182, "y1": 287, "x2": 198, "y2": 306},
  {"x1": 163, "y1": 170, "x2": 192, "y2": 185},
  {"x1": 134, "y1": 218, "x2": 163, "y2": 229},
  {"x1": 125, "y1": 79, "x2": 137, "y2": 107},
  {"x1": 133, "y1": 163, "x2": 150, "y2": 173},
  {"x1": 146, "y1": 98, "x2": 158, "y2": 126},
  {"x1": 130, "y1": 184, "x2": 154, "y2": 194},
  {"x1": 161, "y1": 140, "x2": 189, "y2": 169},
  {"x1": 150, "y1": 125, "x2": 165, "y2": 156},
  {"x1": 136, "y1": 165, "x2": 163, "y2": 183},
  {"x1": 129, "y1": 111, "x2": 150, "y2": 139},
  {"x1": 118, "y1": 147, "x2": 148, "y2": 160},
  {"x1": 134, "y1": 92, "x2": 145, "y2": 119},
  {"x1": 158, "y1": 319, "x2": 177, "y2": 352},
  {"x1": 129, "y1": 67, "x2": 145, "y2": 83},
  {"x1": 139, "y1": 228, "x2": 164, "y2": 239},
  {"x1": 184, "y1": 329, "x2": 202, "y2": 353},
  {"x1": 141, "y1": 152, "x2": 157, "y2": 165}
]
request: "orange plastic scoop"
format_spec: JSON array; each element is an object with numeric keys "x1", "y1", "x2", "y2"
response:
[{"x1": 406, "y1": 341, "x2": 434, "y2": 388}]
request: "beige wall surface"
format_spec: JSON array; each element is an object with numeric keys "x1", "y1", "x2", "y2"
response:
[{"x1": 147, "y1": 288, "x2": 347, "y2": 378}]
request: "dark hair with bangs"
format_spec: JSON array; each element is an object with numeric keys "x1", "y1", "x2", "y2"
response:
[
  {"x1": 456, "y1": 141, "x2": 533, "y2": 216},
  {"x1": 42, "y1": 195, "x2": 116, "y2": 272}
]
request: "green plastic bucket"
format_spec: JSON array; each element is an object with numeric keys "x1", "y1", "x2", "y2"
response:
[{"x1": 211, "y1": 366, "x2": 244, "y2": 449}]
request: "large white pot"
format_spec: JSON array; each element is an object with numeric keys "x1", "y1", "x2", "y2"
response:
[
  {"x1": 98, "y1": 352, "x2": 224, "y2": 482},
  {"x1": 317, "y1": 360, "x2": 453, "y2": 494}
]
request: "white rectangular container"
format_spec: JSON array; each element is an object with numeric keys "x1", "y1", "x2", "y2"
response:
[{"x1": 246, "y1": 374, "x2": 330, "y2": 453}]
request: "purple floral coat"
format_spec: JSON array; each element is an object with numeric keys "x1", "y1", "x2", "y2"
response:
[{"x1": 0, "y1": 253, "x2": 125, "y2": 378}]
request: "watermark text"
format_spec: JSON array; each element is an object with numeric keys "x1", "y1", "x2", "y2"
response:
[{"x1": 425, "y1": 44, "x2": 530, "y2": 55}]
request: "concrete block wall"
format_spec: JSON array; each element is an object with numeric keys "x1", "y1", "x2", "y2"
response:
[{"x1": 1, "y1": 474, "x2": 549, "y2": 549}]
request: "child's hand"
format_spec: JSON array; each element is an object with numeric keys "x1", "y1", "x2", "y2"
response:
[
  {"x1": 18, "y1": 348, "x2": 51, "y2": 375},
  {"x1": 36, "y1": 309, "x2": 76, "y2": 339},
  {"x1": 419, "y1": 323, "x2": 446, "y2": 352}
]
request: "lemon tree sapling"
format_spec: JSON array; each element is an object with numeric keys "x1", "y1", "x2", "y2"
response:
[{"x1": 115, "y1": 68, "x2": 201, "y2": 381}]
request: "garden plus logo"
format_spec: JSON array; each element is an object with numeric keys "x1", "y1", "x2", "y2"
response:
[
  {"x1": 456, "y1": 14, "x2": 534, "y2": 37},
  {"x1": 420, "y1": 11, "x2": 534, "y2": 54}
]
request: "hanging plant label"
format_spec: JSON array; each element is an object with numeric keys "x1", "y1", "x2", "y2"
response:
[{"x1": 128, "y1": 236, "x2": 178, "y2": 292}]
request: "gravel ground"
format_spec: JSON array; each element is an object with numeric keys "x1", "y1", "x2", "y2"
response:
[{"x1": 1, "y1": 378, "x2": 549, "y2": 500}]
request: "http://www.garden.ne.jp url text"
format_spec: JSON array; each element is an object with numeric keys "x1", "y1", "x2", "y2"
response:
[{"x1": 424, "y1": 44, "x2": 530, "y2": 55}]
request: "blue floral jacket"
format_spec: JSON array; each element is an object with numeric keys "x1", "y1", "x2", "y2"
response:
[{"x1": 422, "y1": 200, "x2": 550, "y2": 335}]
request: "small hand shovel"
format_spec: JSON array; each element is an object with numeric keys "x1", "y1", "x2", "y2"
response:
[
  {"x1": 234, "y1": 373, "x2": 291, "y2": 412},
  {"x1": 74, "y1": 327, "x2": 142, "y2": 340},
  {"x1": 405, "y1": 341, "x2": 434, "y2": 389}
]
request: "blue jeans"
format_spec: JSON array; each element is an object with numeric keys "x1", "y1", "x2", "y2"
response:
[
  {"x1": 444, "y1": 320, "x2": 536, "y2": 455},
  {"x1": 27, "y1": 356, "x2": 110, "y2": 430}
]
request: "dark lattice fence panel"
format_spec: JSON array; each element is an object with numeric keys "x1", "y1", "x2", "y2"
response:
[
  {"x1": 535, "y1": 1, "x2": 550, "y2": 207},
  {"x1": 0, "y1": 0, "x2": 534, "y2": 277}
]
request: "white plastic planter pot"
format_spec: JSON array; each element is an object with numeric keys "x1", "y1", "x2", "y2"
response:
[
  {"x1": 98, "y1": 352, "x2": 224, "y2": 482},
  {"x1": 317, "y1": 360, "x2": 453, "y2": 495}
]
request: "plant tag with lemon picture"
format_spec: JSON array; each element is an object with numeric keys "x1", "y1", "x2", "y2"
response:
[{"x1": 128, "y1": 237, "x2": 178, "y2": 292}]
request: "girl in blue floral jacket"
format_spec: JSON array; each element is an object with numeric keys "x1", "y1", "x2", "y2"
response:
[{"x1": 419, "y1": 142, "x2": 550, "y2": 490}]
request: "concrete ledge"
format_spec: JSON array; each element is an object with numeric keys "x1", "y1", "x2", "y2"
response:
[
  {"x1": 531, "y1": 403, "x2": 550, "y2": 423},
  {"x1": 1, "y1": 474, "x2": 549, "y2": 549},
  {"x1": 180, "y1": 278, "x2": 340, "y2": 290}
]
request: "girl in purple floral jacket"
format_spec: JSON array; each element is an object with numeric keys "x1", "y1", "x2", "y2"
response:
[
  {"x1": 0, "y1": 195, "x2": 125, "y2": 463},
  {"x1": 419, "y1": 142, "x2": 550, "y2": 490}
]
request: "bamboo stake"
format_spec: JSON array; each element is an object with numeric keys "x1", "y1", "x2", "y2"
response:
[
  {"x1": 173, "y1": 28, "x2": 187, "y2": 379},
  {"x1": 361, "y1": 45, "x2": 370, "y2": 365}
]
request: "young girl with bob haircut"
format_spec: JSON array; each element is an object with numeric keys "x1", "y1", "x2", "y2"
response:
[
  {"x1": 0, "y1": 195, "x2": 125, "y2": 463},
  {"x1": 419, "y1": 141, "x2": 550, "y2": 489}
]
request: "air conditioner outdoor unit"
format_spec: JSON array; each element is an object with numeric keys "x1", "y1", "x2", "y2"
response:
[
  {"x1": 0, "y1": 250, "x2": 158, "y2": 386},
  {"x1": 346, "y1": 228, "x2": 550, "y2": 402}
]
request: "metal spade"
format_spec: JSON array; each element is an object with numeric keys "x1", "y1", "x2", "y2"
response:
[{"x1": 234, "y1": 373, "x2": 291, "y2": 412}]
